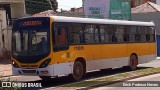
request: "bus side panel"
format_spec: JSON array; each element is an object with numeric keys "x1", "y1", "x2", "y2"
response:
[
  {"x1": 127, "y1": 43, "x2": 150, "y2": 64},
  {"x1": 86, "y1": 44, "x2": 129, "y2": 71},
  {"x1": 100, "y1": 44, "x2": 128, "y2": 67},
  {"x1": 101, "y1": 44, "x2": 128, "y2": 58},
  {"x1": 65, "y1": 45, "x2": 101, "y2": 62},
  {"x1": 52, "y1": 50, "x2": 73, "y2": 76},
  {"x1": 148, "y1": 42, "x2": 156, "y2": 61},
  {"x1": 84, "y1": 45, "x2": 101, "y2": 60},
  {"x1": 51, "y1": 44, "x2": 102, "y2": 76},
  {"x1": 85, "y1": 45, "x2": 102, "y2": 70}
]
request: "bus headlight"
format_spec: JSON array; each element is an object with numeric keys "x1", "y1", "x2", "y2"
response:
[
  {"x1": 12, "y1": 61, "x2": 19, "y2": 68},
  {"x1": 39, "y1": 59, "x2": 51, "y2": 68}
]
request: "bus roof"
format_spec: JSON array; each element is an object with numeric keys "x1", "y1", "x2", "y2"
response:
[{"x1": 51, "y1": 16, "x2": 154, "y2": 26}]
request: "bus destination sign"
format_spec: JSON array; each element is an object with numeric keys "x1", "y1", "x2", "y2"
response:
[
  {"x1": 23, "y1": 20, "x2": 42, "y2": 27},
  {"x1": 15, "y1": 17, "x2": 50, "y2": 29}
]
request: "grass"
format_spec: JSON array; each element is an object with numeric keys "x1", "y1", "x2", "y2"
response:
[{"x1": 64, "y1": 67, "x2": 160, "y2": 88}]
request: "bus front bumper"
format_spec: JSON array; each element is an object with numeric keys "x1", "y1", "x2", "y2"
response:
[{"x1": 12, "y1": 65, "x2": 54, "y2": 76}]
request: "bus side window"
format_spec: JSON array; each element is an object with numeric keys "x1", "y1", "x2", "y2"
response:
[
  {"x1": 135, "y1": 34, "x2": 141, "y2": 41},
  {"x1": 139, "y1": 27, "x2": 147, "y2": 42},
  {"x1": 58, "y1": 27, "x2": 66, "y2": 45},
  {"x1": 112, "y1": 26, "x2": 117, "y2": 43},
  {"x1": 123, "y1": 34, "x2": 129, "y2": 42},
  {"x1": 146, "y1": 34, "x2": 150, "y2": 41},
  {"x1": 148, "y1": 27, "x2": 155, "y2": 42},
  {"x1": 53, "y1": 25, "x2": 69, "y2": 51},
  {"x1": 100, "y1": 25, "x2": 112, "y2": 43},
  {"x1": 69, "y1": 23, "x2": 84, "y2": 44},
  {"x1": 84, "y1": 25, "x2": 99, "y2": 43},
  {"x1": 128, "y1": 26, "x2": 136, "y2": 42},
  {"x1": 116, "y1": 26, "x2": 125, "y2": 42},
  {"x1": 112, "y1": 34, "x2": 117, "y2": 42}
]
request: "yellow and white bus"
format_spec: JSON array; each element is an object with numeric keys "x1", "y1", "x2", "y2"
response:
[{"x1": 12, "y1": 16, "x2": 156, "y2": 81}]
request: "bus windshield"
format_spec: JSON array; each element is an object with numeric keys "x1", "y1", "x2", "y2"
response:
[
  {"x1": 12, "y1": 17, "x2": 50, "y2": 63},
  {"x1": 12, "y1": 29, "x2": 49, "y2": 56}
]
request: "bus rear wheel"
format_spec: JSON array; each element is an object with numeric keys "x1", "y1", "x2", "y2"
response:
[
  {"x1": 72, "y1": 61, "x2": 84, "y2": 81},
  {"x1": 129, "y1": 54, "x2": 138, "y2": 71}
]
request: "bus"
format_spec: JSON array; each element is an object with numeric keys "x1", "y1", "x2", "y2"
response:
[{"x1": 12, "y1": 16, "x2": 156, "y2": 81}]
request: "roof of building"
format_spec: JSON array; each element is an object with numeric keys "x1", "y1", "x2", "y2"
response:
[
  {"x1": 32, "y1": 10, "x2": 57, "y2": 16},
  {"x1": 132, "y1": 2, "x2": 160, "y2": 13}
]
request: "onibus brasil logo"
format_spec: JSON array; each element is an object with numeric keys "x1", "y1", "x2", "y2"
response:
[{"x1": 1, "y1": 82, "x2": 42, "y2": 88}]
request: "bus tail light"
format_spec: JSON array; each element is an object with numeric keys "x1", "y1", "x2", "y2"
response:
[
  {"x1": 12, "y1": 61, "x2": 19, "y2": 68},
  {"x1": 39, "y1": 58, "x2": 51, "y2": 68}
]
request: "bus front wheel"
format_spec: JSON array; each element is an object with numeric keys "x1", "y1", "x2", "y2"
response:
[
  {"x1": 129, "y1": 54, "x2": 138, "y2": 71},
  {"x1": 72, "y1": 61, "x2": 84, "y2": 81}
]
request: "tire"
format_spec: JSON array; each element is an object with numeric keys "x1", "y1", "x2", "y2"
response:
[
  {"x1": 72, "y1": 61, "x2": 84, "y2": 81},
  {"x1": 129, "y1": 54, "x2": 138, "y2": 71},
  {"x1": 39, "y1": 76, "x2": 52, "y2": 81}
]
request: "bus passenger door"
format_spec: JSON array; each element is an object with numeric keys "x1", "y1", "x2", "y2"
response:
[{"x1": 52, "y1": 24, "x2": 72, "y2": 76}]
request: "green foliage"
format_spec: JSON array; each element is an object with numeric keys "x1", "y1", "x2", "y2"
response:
[{"x1": 25, "y1": 0, "x2": 58, "y2": 14}]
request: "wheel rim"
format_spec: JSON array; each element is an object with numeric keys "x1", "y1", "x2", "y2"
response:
[
  {"x1": 131, "y1": 58, "x2": 135, "y2": 66},
  {"x1": 73, "y1": 62, "x2": 83, "y2": 80},
  {"x1": 130, "y1": 55, "x2": 137, "y2": 70},
  {"x1": 75, "y1": 65, "x2": 82, "y2": 77}
]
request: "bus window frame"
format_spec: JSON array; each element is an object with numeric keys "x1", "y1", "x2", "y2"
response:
[
  {"x1": 83, "y1": 24, "x2": 100, "y2": 44},
  {"x1": 68, "y1": 23, "x2": 101, "y2": 45},
  {"x1": 148, "y1": 26, "x2": 156, "y2": 42},
  {"x1": 52, "y1": 22, "x2": 156, "y2": 47},
  {"x1": 52, "y1": 23, "x2": 69, "y2": 52}
]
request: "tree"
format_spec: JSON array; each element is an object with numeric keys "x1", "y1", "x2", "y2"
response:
[
  {"x1": 25, "y1": 0, "x2": 58, "y2": 14},
  {"x1": 50, "y1": 0, "x2": 58, "y2": 12}
]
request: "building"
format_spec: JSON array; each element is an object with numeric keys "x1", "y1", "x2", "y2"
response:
[
  {"x1": 32, "y1": 10, "x2": 57, "y2": 16},
  {"x1": 56, "y1": 0, "x2": 157, "y2": 18},
  {"x1": 0, "y1": 0, "x2": 27, "y2": 58},
  {"x1": 131, "y1": 2, "x2": 160, "y2": 34},
  {"x1": 131, "y1": 0, "x2": 156, "y2": 7},
  {"x1": 132, "y1": 2, "x2": 160, "y2": 13}
]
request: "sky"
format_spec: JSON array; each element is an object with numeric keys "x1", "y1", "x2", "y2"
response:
[{"x1": 57, "y1": 0, "x2": 83, "y2": 11}]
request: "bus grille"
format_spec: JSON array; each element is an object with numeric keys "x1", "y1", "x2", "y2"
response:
[
  {"x1": 21, "y1": 65, "x2": 38, "y2": 68},
  {"x1": 22, "y1": 70, "x2": 36, "y2": 74}
]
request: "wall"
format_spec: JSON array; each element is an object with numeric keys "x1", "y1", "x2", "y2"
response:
[
  {"x1": 157, "y1": 0, "x2": 160, "y2": 5},
  {"x1": 132, "y1": 12, "x2": 160, "y2": 34},
  {"x1": 132, "y1": 0, "x2": 156, "y2": 7},
  {"x1": 0, "y1": 10, "x2": 11, "y2": 58},
  {"x1": 10, "y1": 3, "x2": 26, "y2": 19}
]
